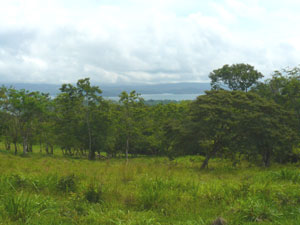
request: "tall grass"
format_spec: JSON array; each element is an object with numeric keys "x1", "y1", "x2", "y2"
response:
[{"x1": 0, "y1": 152, "x2": 300, "y2": 224}]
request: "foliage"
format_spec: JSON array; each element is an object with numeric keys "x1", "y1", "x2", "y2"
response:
[
  {"x1": 84, "y1": 183, "x2": 103, "y2": 203},
  {"x1": 209, "y1": 63, "x2": 263, "y2": 92},
  {"x1": 0, "y1": 69, "x2": 299, "y2": 167},
  {"x1": 186, "y1": 90, "x2": 298, "y2": 168},
  {"x1": 57, "y1": 174, "x2": 77, "y2": 192}
]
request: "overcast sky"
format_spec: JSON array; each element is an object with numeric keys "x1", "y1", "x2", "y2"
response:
[{"x1": 0, "y1": 0, "x2": 300, "y2": 84}]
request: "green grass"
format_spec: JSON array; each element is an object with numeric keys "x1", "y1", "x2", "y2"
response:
[{"x1": 0, "y1": 152, "x2": 300, "y2": 224}]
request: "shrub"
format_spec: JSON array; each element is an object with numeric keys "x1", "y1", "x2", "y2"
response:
[
  {"x1": 7, "y1": 174, "x2": 28, "y2": 189},
  {"x1": 57, "y1": 174, "x2": 77, "y2": 192},
  {"x1": 84, "y1": 184, "x2": 103, "y2": 203},
  {"x1": 233, "y1": 197, "x2": 281, "y2": 222},
  {"x1": 66, "y1": 192, "x2": 88, "y2": 216}
]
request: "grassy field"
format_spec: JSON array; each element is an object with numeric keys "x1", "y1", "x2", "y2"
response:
[{"x1": 0, "y1": 151, "x2": 300, "y2": 224}]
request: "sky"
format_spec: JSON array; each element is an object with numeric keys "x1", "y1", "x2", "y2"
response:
[{"x1": 0, "y1": 0, "x2": 300, "y2": 84}]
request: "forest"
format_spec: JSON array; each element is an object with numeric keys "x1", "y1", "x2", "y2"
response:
[
  {"x1": 1, "y1": 63, "x2": 300, "y2": 224},
  {"x1": 1, "y1": 63, "x2": 299, "y2": 168}
]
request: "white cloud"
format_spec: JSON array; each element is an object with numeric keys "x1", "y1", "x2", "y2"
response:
[{"x1": 0, "y1": 0, "x2": 300, "y2": 84}]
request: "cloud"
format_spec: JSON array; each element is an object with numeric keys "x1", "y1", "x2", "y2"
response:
[{"x1": 0, "y1": 0, "x2": 300, "y2": 84}]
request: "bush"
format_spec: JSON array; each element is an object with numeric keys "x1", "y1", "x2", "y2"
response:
[
  {"x1": 7, "y1": 174, "x2": 28, "y2": 189},
  {"x1": 84, "y1": 184, "x2": 103, "y2": 203},
  {"x1": 233, "y1": 197, "x2": 281, "y2": 222},
  {"x1": 57, "y1": 174, "x2": 77, "y2": 192}
]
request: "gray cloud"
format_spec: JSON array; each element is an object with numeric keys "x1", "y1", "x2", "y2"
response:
[{"x1": 0, "y1": 1, "x2": 300, "y2": 84}]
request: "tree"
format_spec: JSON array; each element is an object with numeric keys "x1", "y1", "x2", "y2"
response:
[
  {"x1": 118, "y1": 91, "x2": 144, "y2": 163},
  {"x1": 76, "y1": 78, "x2": 104, "y2": 160},
  {"x1": 209, "y1": 63, "x2": 263, "y2": 92},
  {"x1": 55, "y1": 78, "x2": 104, "y2": 160},
  {"x1": 189, "y1": 90, "x2": 240, "y2": 169},
  {"x1": 34, "y1": 93, "x2": 55, "y2": 154},
  {"x1": 253, "y1": 66, "x2": 300, "y2": 130},
  {"x1": 55, "y1": 86, "x2": 82, "y2": 156},
  {"x1": 188, "y1": 90, "x2": 297, "y2": 168},
  {"x1": 235, "y1": 92, "x2": 298, "y2": 166},
  {"x1": 0, "y1": 87, "x2": 49, "y2": 155}
]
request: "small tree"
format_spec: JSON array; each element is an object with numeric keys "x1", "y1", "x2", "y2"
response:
[
  {"x1": 55, "y1": 78, "x2": 104, "y2": 160},
  {"x1": 118, "y1": 91, "x2": 144, "y2": 163},
  {"x1": 0, "y1": 88, "x2": 49, "y2": 155},
  {"x1": 76, "y1": 78, "x2": 103, "y2": 160}
]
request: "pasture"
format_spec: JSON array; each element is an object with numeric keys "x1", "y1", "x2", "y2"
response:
[{"x1": 0, "y1": 151, "x2": 300, "y2": 224}]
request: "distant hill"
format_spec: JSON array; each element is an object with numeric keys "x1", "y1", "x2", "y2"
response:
[
  {"x1": 1, "y1": 82, "x2": 211, "y2": 97},
  {"x1": 2, "y1": 83, "x2": 61, "y2": 96}
]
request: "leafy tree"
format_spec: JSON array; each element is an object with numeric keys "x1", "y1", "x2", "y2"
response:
[
  {"x1": 0, "y1": 88, "x2": 49, "y2": 154},
  {"x1": 209, "y1": 63, "x2": 263, "y2": 92},
  {"x1": 34, "y1": 93, "x2": 55, "y2": 154},
  {"x1": 188, "y1": 90, "x2": 297, "y2": 168},
  {"x1": 118, "y1": 91, "x2": 144, "y2": 163},
  {"x1": 55, "y1": 85, "x2": 82, "y2": 156},
  {"x1": 253, "y1": 66, "x2": 300, "y2": 130},
  {"x1": 76, "y1": 78, "x2": 104, "y2": 160},
  {"x1": 55, "y1": 78, "x2": 104, "y2": 160},
  {"x1": 156, "y1": 101, "x2": 191, "y2": 158},
  {"x1": 189, "y1": 90, "x2": 240, "y2": 169},
  {"x1": 235, "y1": 92, "x2": 298, "y2": 166}
]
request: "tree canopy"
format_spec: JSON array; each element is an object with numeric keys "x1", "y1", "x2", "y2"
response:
[
  {"x1": 209, "y1": 63, "x2": 264, "y2": 92},
  {"x1": 186, "y1": 90, "x2": 298, "y2": 168}
]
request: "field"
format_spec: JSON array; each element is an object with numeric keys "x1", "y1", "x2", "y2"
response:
[{"x1": 1, "y1": 151, "x2": 300, "y2": 224}]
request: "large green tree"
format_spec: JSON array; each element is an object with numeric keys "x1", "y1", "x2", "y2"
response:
[
  {"x1": 253, "y1": 66, "x2": 300, "y2": 130},
  {"x1": 209, "y1": 63, "x2": 263, "y2": 92},
  {"x1": 188, "y1": 90, "x2": 297, "y2": 168}
]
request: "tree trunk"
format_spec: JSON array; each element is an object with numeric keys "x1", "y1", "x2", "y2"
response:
[
  {"x1": 200, "y1": 144, "x2": 219, "y2": 169},
  {"x1": 29, "y1": 143, "x2": 33, "y2": 152},
  {"x1": 40, "y1": 140, "x2": 42, "y2": 153},
  {"x1": 200, "y1": 154, "x2": 212, "y2": 170},
  {"x1": 80, "y1": 148, "x2": 84, "y2": 156},
  {"x1": 5, "y1": 142, "x2": 11, "y2": 151},
  {"x1": 126, "y1": 137, "x2": 129, "y2": 165},
  {"x1": 23, "y1": 136, "x2": 28, "y2": 155},
  {"x1": 45, "y1": 143, "x2": 49, "y2": 154},
  {"x1": 68, "y1": 147, "x2": 71, "y2": 155},
  {"x1": 14, "y1": 142, "x2": 18, "y2": 155},
  {"x1": 50, "y1": 145, "x2": 54, "y2": 155},
  {"x1": 89, "y1": 149, "x2": 95, "y2": 160},
  {"x1": 86, "y1": 112, "x2": 94, "y2": 160},
  {"x1": 263, "y1": 149, "x2": 271, "y2": 167},
  {"x1": 61, "y1": 147, "x2": 65, "y2": 155}
]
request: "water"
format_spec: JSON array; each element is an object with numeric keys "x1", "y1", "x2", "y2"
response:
[{"x1": 105, "y1": 93, "x2": 202, "y2": 101}]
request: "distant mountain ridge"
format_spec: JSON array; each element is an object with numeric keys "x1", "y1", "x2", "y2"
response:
[{"x1": 1, "y1": 82, "x2": 211, "y2": 97}]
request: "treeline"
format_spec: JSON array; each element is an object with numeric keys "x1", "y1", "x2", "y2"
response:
[{"x1": 0, "y1": 64, "x2": 300, "y2": 168}]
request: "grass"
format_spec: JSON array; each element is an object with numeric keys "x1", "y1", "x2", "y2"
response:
[{"x1": 0, "y1": 151, "x2": 300, "y2": 224}]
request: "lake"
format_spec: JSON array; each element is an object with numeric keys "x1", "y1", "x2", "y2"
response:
[{"x1": 105, "y1": 93, "x2": 202, "y2": 101}]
